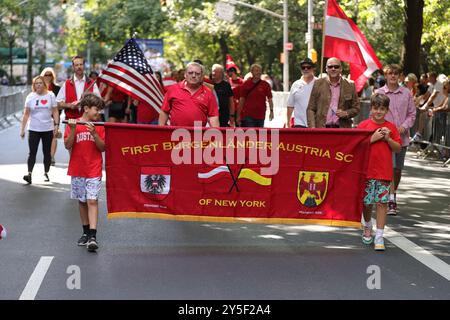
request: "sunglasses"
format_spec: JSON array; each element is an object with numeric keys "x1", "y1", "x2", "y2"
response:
[
  {"x1": 301, "y1": 65, "x2": 312, "y2": 70},
  {"x1": 327, "y1": 65, "x2": 341, "y2": 70}
]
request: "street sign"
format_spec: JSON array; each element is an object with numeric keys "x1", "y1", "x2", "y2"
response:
[
  {"x1": 285, "y1": 42, "x2": 293, "y2": 51},
  {"x1": 216, "y1": 1, "x2": 235, "y2": 21}
]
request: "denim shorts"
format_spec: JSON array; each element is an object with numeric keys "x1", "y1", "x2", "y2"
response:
[
  {"x1": 71, "y1": 177, "x2": 102, "y2": 202},
  {"x1": 363, "y1": 179, "x2": 390, "y2": 205}
]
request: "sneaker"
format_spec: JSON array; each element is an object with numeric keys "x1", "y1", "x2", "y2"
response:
[
  {"x1": 77, "y1": 234, "x2": 88, "y2": 246},
  {"x1": 374, "y1": 237, "x2": 386, "y2": 251},
  {"x1": 412, "y1": 132, "x2": 422, "y2": 142},
  {"x1": 87, "y1": 237, "x2": 99, "y2": 252},
  {"x1": 387, "y1": 200, "x2": 397, "y2": 215},
  {"x1": 44, "y1": 173, "x2": 50, "y2": 182},
  {"x1": 23, "y1": 173, "x2": 32, "y2": 184},
  {"x1": 362, "y1": 225, "x2": 374, "y2": 245}
]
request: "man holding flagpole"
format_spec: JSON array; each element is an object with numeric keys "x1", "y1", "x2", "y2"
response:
[{"x1": 306, "y1": 57, "x2": 359, "y2": 128}]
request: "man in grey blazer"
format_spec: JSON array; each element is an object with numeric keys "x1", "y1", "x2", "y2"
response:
[{"x1": 307, "y1": 57, "x2": 360, "y2": 128}]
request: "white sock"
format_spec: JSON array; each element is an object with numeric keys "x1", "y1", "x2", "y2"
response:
[
  {"x1": 389, "y1": 194, "x2": 395, "y2": 201},
  {"x1": 375, "y1": 229, "x2": 384, "y2": 239},
  {"x1": 364, "y1": 220, "x2": 372, "y2": 228}
]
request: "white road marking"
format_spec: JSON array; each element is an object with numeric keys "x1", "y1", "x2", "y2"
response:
[
  {"x1": 371, "y1": 219, "x2": 450, "y2": 281},
  {"x1": 19, "y1": 256, "x2": 54, "y2": 300}
]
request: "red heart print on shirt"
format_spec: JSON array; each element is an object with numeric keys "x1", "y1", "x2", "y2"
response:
[{"x1": 41, "y1": 99, "x2": 48, "y2": 105}]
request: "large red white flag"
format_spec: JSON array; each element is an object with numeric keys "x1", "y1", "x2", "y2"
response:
[{"x1": 324, "y1": 0, "x2": 382, "y2": 92}]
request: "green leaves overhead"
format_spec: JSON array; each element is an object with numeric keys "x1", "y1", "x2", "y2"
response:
[{"x1": 3, "y1": 0, "x2": 446, "y2": 80}]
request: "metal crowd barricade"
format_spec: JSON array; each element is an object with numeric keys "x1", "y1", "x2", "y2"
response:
[
  {"x1": 410, "y1": 109, "x2": 450, "y2": 166},
  {"x1": 444, "y1": 113, "x2": 450, "y2": 166},
  {"x1": 353, "y1": 99, "x2": 371, "y2": 127},
  {"x1": 0, "y1": 86, "x2": 29, "y2": 129}
]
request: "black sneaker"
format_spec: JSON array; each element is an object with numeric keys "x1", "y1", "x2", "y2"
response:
[
  {"x1": 23, "y1": 174, "x2": 32, "y2": 184},
  {"x1": 77, "y1": 234, "x2": 88, "y2": 246},
  {"x1": 87, "y1": 237, "x2": 98, "y2": 252},
  {"x1": 44, "y1": 173, "x2": 50, "y2": 182}
]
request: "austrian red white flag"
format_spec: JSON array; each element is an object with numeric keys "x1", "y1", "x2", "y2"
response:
[
  {"x1": 324, "y1": 0, "x2": 382, "y2": 92},
  {"x1": 225, "y1": 54, "x2": 240, "y2": 73}
]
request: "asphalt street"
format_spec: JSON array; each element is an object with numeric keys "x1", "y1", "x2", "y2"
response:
[{"x1": 1, "y1": 118, "x2": 449, "y2": 300}]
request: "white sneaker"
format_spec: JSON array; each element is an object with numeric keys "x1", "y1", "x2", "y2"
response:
[
  {"x1": 362, "y1": 225, "x2": 373, "y2": 245},
  {"x1": 374, "y1": 237, "x2": 385, "y2": 251},
  {"x1": 412, "y1": 133, "x2": 422, "y2": 142}
]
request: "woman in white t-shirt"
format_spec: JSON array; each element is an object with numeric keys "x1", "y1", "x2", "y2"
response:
[{"x1": 20, "y1": 76, "x2": 60, "y2": 184}]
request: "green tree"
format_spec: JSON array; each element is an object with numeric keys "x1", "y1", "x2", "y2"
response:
[
  {"x1": 0, "y1": 0, "x2": 27, "y2": 84},
  {"x1": 53, "y1": 0, "x2": 449, "y2": 84},
  {"x1": 62, "y1": 0, "x2": 170, "y2": 63},
  {"x1": 422, "y1": 0, "x2": 450, "y2": 74}
]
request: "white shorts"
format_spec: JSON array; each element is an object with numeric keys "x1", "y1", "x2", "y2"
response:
[{"x1": 71, "y1": 177, "x2": 102, "y2": 202}]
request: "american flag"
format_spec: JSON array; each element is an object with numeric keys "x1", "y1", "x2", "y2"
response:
[{"x1": 99, "y1": 38, "x2": 164, "y2": 113}]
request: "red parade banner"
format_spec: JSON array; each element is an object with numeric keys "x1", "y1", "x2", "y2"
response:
[{"x1": 105, "y1": 123, "x2": 371, "y2": 228}]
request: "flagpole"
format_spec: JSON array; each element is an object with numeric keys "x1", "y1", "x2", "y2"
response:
[
  {"x1": 62, "y1": 120, "x2": 106, "y2": 126},
  {"x1": 320, "y1": 0, "x2": 328, "y2": 78}
]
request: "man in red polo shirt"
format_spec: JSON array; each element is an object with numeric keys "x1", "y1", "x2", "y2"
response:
[
  {"x1": 237, "y1": 63, "x2": 274, "y2": 127},
  {"x1": 159, "y1": 62, "x2": 219, "y2": 127}
]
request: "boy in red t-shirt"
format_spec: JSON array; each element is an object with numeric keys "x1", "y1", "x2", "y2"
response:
[
  {"x1": 64, "y1": 94, "x2": 105, "y2": 252},
  {"x1": 357, "y1": 93, "x2": 401, "y2": 251}
]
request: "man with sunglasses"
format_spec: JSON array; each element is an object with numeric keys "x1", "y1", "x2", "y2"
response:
[
  {"x1": 307, "y1": 57, "x2": 359, "y2": 128},
  {"x1": 286, "y1": 58, "x2": 317, "y2": 128},
  {"x1": 159, "y1": 62, "x2": 219, "y2": 127}
]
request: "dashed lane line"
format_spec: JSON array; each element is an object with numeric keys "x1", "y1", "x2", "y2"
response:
[{"x1": 19, "y1": 256, "x2": 54, "y2": 300}]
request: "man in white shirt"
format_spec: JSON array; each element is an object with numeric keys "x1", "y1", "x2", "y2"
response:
[
  {"x1": 56, "y1": 56, "x2": 101, "y2": 121},
  {"x1": 286, "y1": 58, "x2": 317, "y2": 128},
  {"x1": 422, "y1": 73, "x2": 447, "y2": 111}
]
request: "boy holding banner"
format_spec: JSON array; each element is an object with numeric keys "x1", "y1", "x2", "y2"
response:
[
  {"x1": 64, "y1": 94, "x2": 105, "y2": 252},
  {"x1": 357, "y1": 93, "x2": 401, "y2": 251}
]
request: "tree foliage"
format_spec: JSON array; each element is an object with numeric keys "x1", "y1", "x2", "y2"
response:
[
  {"x1": 2, "y1": 0, "x2": 448, "y2": 83},
  {"x1": 422, "y1": 0, "x2": 450, "y2": 73},
  {"x1": 0, "y1": 0, "x2": 52, "y2": 83}
]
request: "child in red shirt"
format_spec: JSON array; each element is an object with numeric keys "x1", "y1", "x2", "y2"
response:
[
  {"x1": 64, "y1": 94, "x2": 105, "y2": 252},
  {"x1": 357, "y1": 93, "x2": 401, "y2": 251}
]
